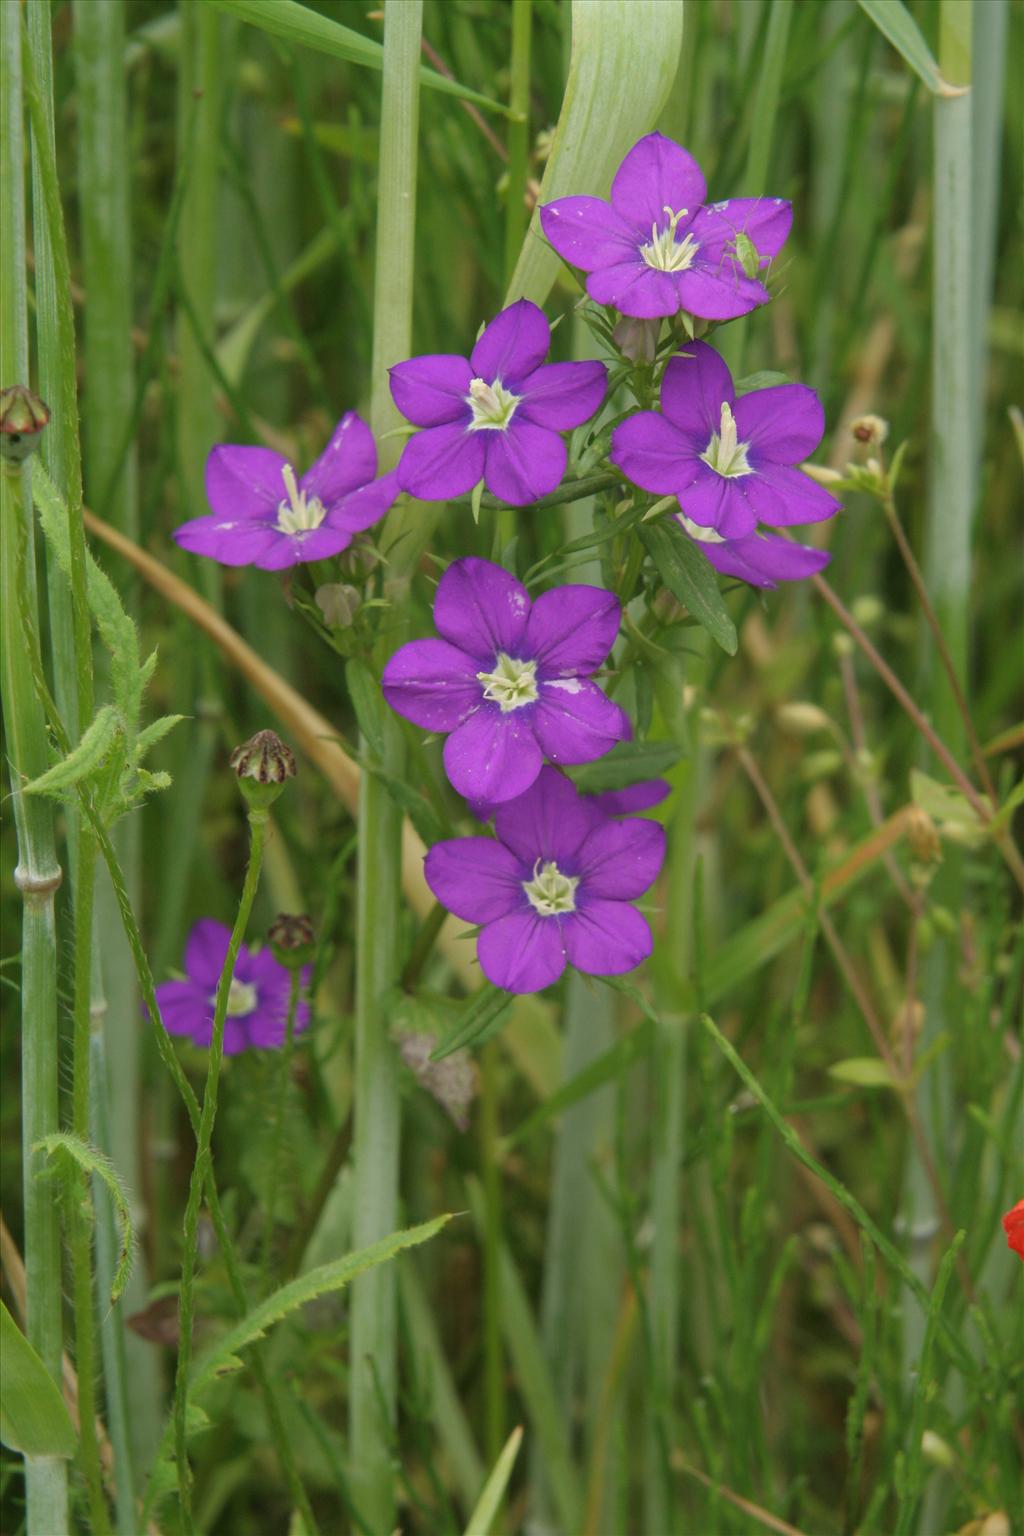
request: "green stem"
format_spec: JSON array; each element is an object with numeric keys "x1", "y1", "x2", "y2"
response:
[
  {"x1": 479, "y1": 1043, "x2": 505, "y2": 1472},
  {"x1": 261, "y1": 970, "x2": 303, "y2": 1283},
  {"x1": 455, "y1": 469, "x2": 619, "y2": 515},
  {"x1": 173, "y1": 809, "x2": 268, "y2": 1531},
  {"x1": 503, "y1": 0, "x2": 532, "y2": 285},
  {"x1": 350, "y1": 5, "x2": 423, "y2": 1529}
]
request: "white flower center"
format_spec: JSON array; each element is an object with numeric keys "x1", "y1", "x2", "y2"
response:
[
  {"x1": 476, "y1": 652, "x2": 539, "y2": 712},
  {"x1": 699, "y1": 401, "x2": 753, "y2": 479},
  {"x1": 640, "y1": 206, "x2": 700, "y2": 273},
  {"x1": 466, "y1": 377, "x2": 521, "y2": 432},
  {"x1": 276, "y1": 462, "x2": 327, "y2": 534},
  {"x1": 677, "y1": 512, "x2": 726, "y2": 545},
  {"x1": 214, "y1": 978, "x2": 259, "y2": 1017},
  {"x1": 523, "y1": 859, "x2": 579, "y2": 917}
]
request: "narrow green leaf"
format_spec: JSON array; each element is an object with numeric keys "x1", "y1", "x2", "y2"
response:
[
  {"x1": 639, "y1": 521, "x2": 738, "y2": 656},
  {"x1": 734, "y1": 369, "x2": 791, "y2": 394},
  {"x1": 857, "y1": 0, "x2": 969, "y2": 97},
  {"x1": 209, "y1": 0, "x2": 509, "y2": 116},
  {"x1": 23, "y1": 704, "x2": 121, "y2": 799},
  {"x1": 37, "y1": 1132, "x2": 137, "y2": 1301},
  {"x1": 431, "y1": 988, "x2": 514, "y2": 1061},
  {"x1": 134, "y1": 713, "x2": 185, "y2": 759},
  {"x1": 503, "y1": 1020, "x2": 653, "y2": 1151},
  {"x1": 346, "y1": 656, "x2": 389, "y2": 762},
  {"x1": 464, "y1": 1425, "x2": 524, "y2": 1536},
  {"x1": 0, "y1": 1303, "x2": 76, "y2": 1459},
  {"x1": 569, "y1": 740, "x2": 683, "y2": 793},
  {"x1": 828, "y1": 1057, "x2": 897, "y2": 1089}
]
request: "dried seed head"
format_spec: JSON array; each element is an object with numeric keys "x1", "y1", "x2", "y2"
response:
[
  {"x1": 229, "y1": 729, "x2": 296, "y2": 810},
  {"x1": 268, "y1": 912, "x2": 316, "y2": 968},
  {"x1": 850, "y1": 413, "x2": 889, "y2": 448},
  {"x1": 906, "y1": 806, "x2": 941, "y2": 867},
  {"x1": 0, "y1": 385, "x2": 50, "y2": 463}
]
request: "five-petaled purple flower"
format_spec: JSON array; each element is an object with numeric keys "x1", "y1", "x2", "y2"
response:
[
  {"x1": 382, "y1": 557, "x2": 630, "y2": 804},
  {"x1": 174, "y1": 413, "x2": 399, "y2": 570},
  {"x1": 153, "y1": 920, "x2": 311, "y2": 1054},
  {"x1": 611, "y1": 340, "x2": 841, "y2": 589},
  {"x1": 425, "y1": 767, "x2": 665, "y2": 994},
  {"x1": 540, "y1": 132, "x2": 791, "y2": 321},
  {"x1": 389, "y1": 300, "x2": 607, "y2": 506}
]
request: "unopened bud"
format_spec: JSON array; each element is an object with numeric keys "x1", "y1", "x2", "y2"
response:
[
  {"x1": 906, "y1": 806, "x2": 941, "y2": 866},
  {"x1": 229, "y1": 729, "x2": 296, "y2": 810},
  {"x1": 851, "y1": 595, "x2": 883, "y2": 628},
  {"x1": 268, "y1": 913, "x2": 315, "y2": 969},
  {"x1": 0, "y1": 384, "x2": 50, "y2": 463},
  {"x1": 338, "y1": 537, "x2": 381, "y2": 582},
  {"x1": 315, "y1": 583, "x2": 362, "y2": 628},
  {"x1": 890, "y1": 997, "x2": 924, "y2": 1047},
  {"x1": 612, "y1": 315, "x2": 661, "y2": 364},
  {"x1": 921, "y1": 1429, "x2": 955, "y2": 1469},
  {"x1": 776, "y1": 702, "x2": 832, "y2": 737},
  {"x1": 850, "y1": 413, "x2": 889, "y2": 448}
]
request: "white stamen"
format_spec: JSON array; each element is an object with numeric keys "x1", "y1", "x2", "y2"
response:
[
  {"x1": 476, "y1": 652, "x2": 539, "y2": 712},
  {"x1": 523, "y1": 858, "x2": 579, "y2": 917},
  {"x1": 275, "y1": 462, "x2": 327, "y2": 534},
  {"x1": 699, "y1": 401, "x2": 753, "y2": 479},
  {"x1": 466, "y1": 376, "x2": 521, "y2": 432},
  {"x1": 640, "y1": 205, "x2": 700, "y2": 273},
  {"x1": 214, "y1": 978, "x2": 259, "y2": 1017}
]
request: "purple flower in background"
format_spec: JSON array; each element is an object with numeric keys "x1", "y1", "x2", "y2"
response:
[
  {"x1": 589, "y1": 778, "x2": 671, "y2": 818},
  {"x1": 425, "y1": 768, "x2": 665, "y2": 994},
  {"x1": 389, "y1": 300, "x2": 607, "y2": 506},
  {"x1": 382, "y1": 557, "x2": 630, "y2": 804},
  {"x1": 540, "y1": 132, "x2": 791, "y2": 321},
  {"x1": 611, "y1": 340, "x2": 841, "y2": 587},
  {"x1": 173, "y1": 413, "x2": 399, "y2": 570},
  {"x1": 152, "y1": 920, "x2": 311, "y2": 1054}
]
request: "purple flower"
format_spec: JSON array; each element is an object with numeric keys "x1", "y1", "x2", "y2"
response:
[
  {"x1": 173, "y1": 413, "x2": 400, "y2": 570},
  {"x1": 425, "y1": 768, "x2": 665, "y2": 994},
  {"x1": 610, "y1": 340, "x2": 841, "y2": 587},
  {"x1": 540, "y1": 132, "x2": 792, "y2": 321},
  {"x1": 589, "y1": 778, "x2": 671, "y2": 818},
  {"x1": 153, "y1": 920, "x2": 311, "y2": 1054},
  {"x1": 382, "y1": 558, "x2": 630, "y2": 804},
  {"x1": 389, "y1": 300, "x2": 607, "y2": 506}
]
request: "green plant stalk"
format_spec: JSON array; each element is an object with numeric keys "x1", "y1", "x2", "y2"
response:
[
  {"x1": 349, "y1": 4, "x2": 423, "y2": 1529},
  {"x1": 479, "y1": 1042, "x2": 505, "y2": 1471},
  {"x1": 261, "y1": 970, "x2": 302, "y2": 1283},
  {"x1": 503, "y1": 0, "x2": 532, "y2": 284},
  {"x1": 172, "y1": 809, "x2": 268, "y2": 1531}
]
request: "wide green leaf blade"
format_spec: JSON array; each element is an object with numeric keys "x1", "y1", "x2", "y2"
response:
[{"x1": 0, "y1": 1303, "x2": 76, "y2": 1459}]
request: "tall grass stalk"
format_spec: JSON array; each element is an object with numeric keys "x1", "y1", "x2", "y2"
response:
[{"x1": 349, "y1": 5, "x2": 423, "y2": 1528}]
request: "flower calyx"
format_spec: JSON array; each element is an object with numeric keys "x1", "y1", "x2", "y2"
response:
[
  {"x1": 0, "y1": 385, "x2": 50, "y2": 464},
  {"x1": 268, "y1": 912, "x2": 316, "y2": 969},
  {"x1": 230, "y1": 729, "x2": 296, "y2": 811}
]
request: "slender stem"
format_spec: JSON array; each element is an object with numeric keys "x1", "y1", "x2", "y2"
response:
[
  {"x1": 838, "y1": 650, "x2": 914, "y2": 906},
  {"x1": 260, "y1": 970, "x2": 303, "y2": 1283},
  {"x1": 173, "y1": 810, "x2": 268, "y2": 1530},
  {"x1": 479, "y1": 1043, "x2": 505, "y2": 1472},
  {"x1": 401, "y1": 900, "x2": 448, "y2": 991},
  {"x1": 504, "y1": 0, "x2": 532, "y2": 284},
  {"x1": 350, "y1": 5, "x2": 423, "y2": 1529}
]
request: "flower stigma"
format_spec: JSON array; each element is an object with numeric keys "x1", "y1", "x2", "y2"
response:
[
  {"x1": 276, "y1": 462, "x2": 327, "y2": 534},
  {"x1": 476, "y1": 652, "x2": 539, "y2": 712},
  {"x1": 640, "y1": 206, "x2": 700, "y2": 273},
  {"x1": 216, "y1": 978, "x2": 260, "y2": 1017},
  {"x1": 699, "y1": 401, "x2": 753, "y2": 479},
  {"x1": 523, "y1": 859, "x2": 579, "y2": 917},
  {"x1": 466, "y1": 377, "x2": 521, "y2": 432}
]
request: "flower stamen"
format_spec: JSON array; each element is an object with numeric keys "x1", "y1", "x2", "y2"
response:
[
  {"x1": 640, "y1": 206, "x2": 700, "y2": 274},
  {"x1": 276, "y1": 462, "x2": 327, "y2": 534},
  {"x1": 523, "y1": 858, "x2": 579, "y2": 917},
  {"x1": 699, "y1": 401, "x2": 753, "y2": 479},
  {"x1": 476, "y1": 652, "x2": 539, "y2": 712},
  {"x1": 215, "y1": 978, "x2": 260, "y2": 1017},
  {"x1": 466, "y1": 377, "x2": 521, "y2": 432}
]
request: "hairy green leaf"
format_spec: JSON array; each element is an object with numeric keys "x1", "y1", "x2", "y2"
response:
[
  {"x1": 23, "y1": 704, "x2": 121, "y2": 800},
  {"x1": 37, "y1": 1133, "x2": 137, "y2": 1302}
]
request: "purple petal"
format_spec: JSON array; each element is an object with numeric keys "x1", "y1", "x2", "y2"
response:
[
  {"x1": 747, "y1": 463, "x2": 842, "y2": 527},
  {"x1": 173, "y1": 512, "x2": 281, "y2": 568},
  {"x1": 389, "y1": 355, "x2": 474, "y2": 427},
  {"x1": 470, "y1": 300, "x2": 550, "y2": 386},
  {"x1": 563, "y1": 900, "x2": 653, "y2": 976},
  {"x1": 424, "y1": 837, "x2": 526, "y2": 924},
  {"x1": 397, "y1": 423, "x2": 485, "y2": 501},
  {"x1": 526, "y1": 585, "x2": 621, "y2": 674},
  {"x1": 533, "y1": 679, "x2": 630, "y2": 766},
  {"x1": 300, "y1": 412, "x2": 376, "y2": 505},
  {"x1": 433, "y1": 557, "x2": 531, "y2": 659},
  {"x1": 539, "y1": 196, "x2": 638, "y2": 271},
  {"x1": 659, "y1": 342, "x2": 735, "y2": 439},
  {"x1": 610, "y1": 411, "x2": 698, "y2": 496},
  {"x1": 255, "y1": 524, "x2": 355, "y2": 570},
  {"x1": 677, "y1": 470, "x2": 757, "y2": 539},
  {"x1": 329, "y1": 469, "x2": 401, "y2": 535},
  {"x1": 382, "y1": 638, "x2": 482, "y2": 731},
  {"x1": 609, "y1": 133, "x2": 707, "y2": 234},
  {"x1": 697, "y1": 527, "x2": 831, "y2": 588},
  {"x1": 576, "y1": 817, "x2": 666, "y2": 899},
  {"x1": 483, "y1": 422, "x2": 566, "y2": 506},
  {"x1": 734, "y1": 384, "x2": 825, "y2": 465},
  {"x1": 586, "y1": 261, "x2": 679, "y2": 318},
  {"x1": 676, "y1": 264, "x2": 770, "y2": 322},
  {"x1": 494, "y1": 765, "x2": 597, "y2": 867},
  {"x1": 477, "y1": 911, "x2": 567, "y2": 993},
  {"x1": 205, "y1": 444, "x2": 289, "y2": 520},
  {"x1": 154, "y1": 980, "x2": 209, "y2": 1041},
  {"x1": 590, "y1": 780, "x2": 671, "y2": 817},
  {"x1": 517, "y1": 361, "x2": 608, "y2": 431},
  {"x1": 443, "y1": 706, "x2": 543, "y2": 804},
  {"x1": 687, "y1": 197, "x2": 792, "y2": 267},
  {"x1": 184, "y1": 919, "x2": 232, "y2": 987}
]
